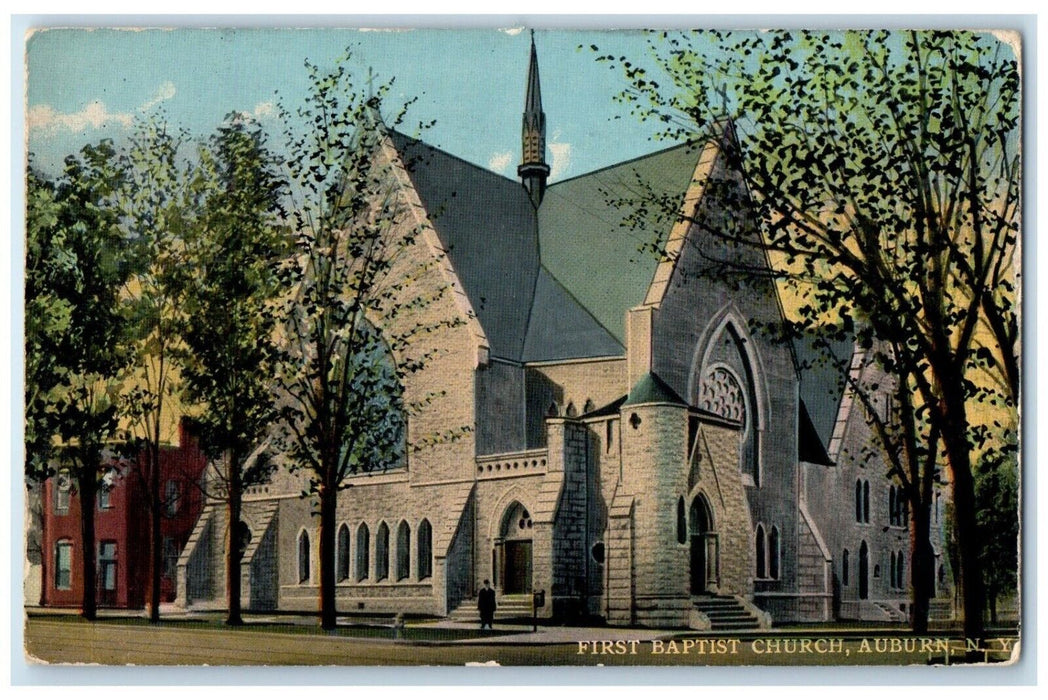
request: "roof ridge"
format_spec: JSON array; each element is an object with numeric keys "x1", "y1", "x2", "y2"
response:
[
  {"x1": 545, "y1": 139, "x2": 701, "y2": 189},
  {"x1": 388, "y1": 128, "x2": 525, "y2": 187}
]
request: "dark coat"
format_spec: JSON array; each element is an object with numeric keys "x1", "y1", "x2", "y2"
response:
[{"x1": 478, "y1": 587, "x2": 497, "y2": 614}]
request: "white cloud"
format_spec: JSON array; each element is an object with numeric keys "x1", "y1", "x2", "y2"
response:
[
  {"x1": 488, "y1": 150, "x2": 513, "y2": 174},
  {"x1": 28, "y1": 101, "x2": 134, "y2": 135},
  {"x1": 139, "y1": 81, "x2": 176, "y2": 112},
  {"x1": 499, "y1": 27, "x2": 526, "y2": 36},
  {"x1": 548, "y1": 129, "x2": 572, "y2": 180},
  {"x1": 29, "y1": 80, "x2": 177, "y2": 137},
  {"x1": 253, "y1": 101, "x2": 276, "y2": 119}
]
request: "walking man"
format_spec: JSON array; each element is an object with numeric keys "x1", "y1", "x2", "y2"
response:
[{"x1": 478, "y1": 579, "x2": 497, "y2": 630}]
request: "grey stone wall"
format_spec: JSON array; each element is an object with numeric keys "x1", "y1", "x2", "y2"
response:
[
  {"x1": 551, "y1": 421, "x2": 592, "y2": 619},
  {"x1": 442, "y1": 490, "x2": 474, "y2": 615},
  {"x1": 249, "y1": 517, "x2": 278, "y2": 611},
  {"x1": 524, "y1": 358, "x2": 627, "y2": 448},
  {"x1": 476, "y1": 359, "x2": 526, "y2": 454},
  {"x1": 643, "y1": 136, "x2": 802, "y2": 603},
  {"x1": 690, "y1": 421, "x2": 752, "y2": 598},
  {"x1": 604, "y1": 493, "x2": 635, "y2": 625},
  {"x1": 619, "y1": 402, "x2": 692, "y2": 627},
  {"x1": 184, "y1": 514, "x2": 214, "y2": 603},
  {"x1": 801, "y1": 348, "x2": 952, "y2": 621}
]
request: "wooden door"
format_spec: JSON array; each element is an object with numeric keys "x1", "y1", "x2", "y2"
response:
[{"x1": 503, "y1": 540, "x2": 533, "y2": 594}]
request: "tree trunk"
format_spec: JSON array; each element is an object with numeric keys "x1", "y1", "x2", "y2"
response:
[
  {"x1": 226, "y1": 449, "x2": 244, "y2": 625},
  {"x1": 78, "y1": 471, "x2": 98, "y2": 621},
  {"x1": 938, "y1": 402, "x2": 986, "y2": 644},
  {"x1": 148, "y1": 447, "x2": 162, "y2": 623},
  {"x1": 908, "y1": 498, "x2": 935, "y2": 633},
  {"x1": 319, "y1": 472, "x2": 338, "y2": 630}
]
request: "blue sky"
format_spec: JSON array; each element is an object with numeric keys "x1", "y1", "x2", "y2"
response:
[{"x1": 26, "y1": 28, "x2": 686, "y2": 180}]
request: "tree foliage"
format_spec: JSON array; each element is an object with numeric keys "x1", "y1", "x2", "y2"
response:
[
  {"x1": 595, "y1": 30, "x2": 1020, "y2": 639},
  {"x1": 25, "y1": 164, "x2": 69, "y2": 480},
  {"x1": 975, "y1": 444, "x2": 1019, "y2": 625},
  {"x1": 272, "y1": 51, "x2": 460, "y2": 629},
  {"x1": 180, "y1": 113, "x2": 290, "y2": 625},
  {"x1": 119, "y1": 113, "x2": 194, "y2": 623},
  {"x1": 25, "y1": 142, "x2": 131, "y2": 619}
]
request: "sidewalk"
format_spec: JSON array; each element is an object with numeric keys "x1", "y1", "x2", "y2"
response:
[{"x1": 412, "y1": 619, "x2": 675, "y2": 645}]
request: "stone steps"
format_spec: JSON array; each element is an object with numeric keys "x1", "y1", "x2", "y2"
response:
[
  {"x1": 870, "y1": 601, "x2": 906, "y2": 622},
  {"x1": 692, "y1": 595, "x2": 762, "y2": 631},
  {"x1": 448, "y1": 594, "x2": 536, "y2": 622}
]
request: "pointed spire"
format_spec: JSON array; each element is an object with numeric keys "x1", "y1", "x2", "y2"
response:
[
  {"x1": 518, "y1": 29, "x2": 550, "y2": 208},
  {"x1": 524, "y1": 30, "x2": 543, "y2": 116}
]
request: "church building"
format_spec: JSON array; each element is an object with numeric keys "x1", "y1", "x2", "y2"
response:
[{"x1": 175, "y1": 38, "x2": 953, "y2": 628}]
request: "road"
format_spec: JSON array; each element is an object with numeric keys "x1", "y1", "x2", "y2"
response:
[{"x1": 23, "y1": 618, "x2": 1018, "y2": 667}]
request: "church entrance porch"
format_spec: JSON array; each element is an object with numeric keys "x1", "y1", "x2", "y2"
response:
[
  {"x1": 690, "y1": 494, "x2": 719, "y2": 595},
  {"x1": 495, "y1": 501, "x2": 535, "y2": 595}
]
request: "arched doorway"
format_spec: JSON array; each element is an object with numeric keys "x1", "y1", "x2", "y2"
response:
[
  {"x1": 859, "y1": 541, "x2": 870, "y2": 600},
  {"x1": 497, "y1": 502, "x2": 533, "y2": 594},
  {"x1": 689, "y1": 494, "x2": 719, "y2": 595}
]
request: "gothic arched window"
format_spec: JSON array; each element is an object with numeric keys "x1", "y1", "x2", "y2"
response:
[
  {"x1": 769, "y1": 526, "x2": 780, "y2": 579},
  {"x1": 376, "y1": 522, "x2": 390, "y2": 581},
  {"x1": 417, "y1": 519, "x2": 433, "y2": 580},
  {"x1": 697, "y1": 322, "x2": 761, "y2": 486},
  {"x1": 396, "y1": 521, "x2": 411, "y2": 581},
  {"x1": 337, "y1": 523, "x2": 350, "y2": 582},
  {"x1": 342, "y1": 322, "x2": 407, "y2": 473},
  {"x1": 297, "y1": 530, "x2": 311, "y2": 584},
  {"x1": 699, "y1": 367, "x2": 745, "y2": 423},
  {"x1": 755, "y1": 524, "x2": 767, "y2": 579},
  {"x1": 356, "y1": 523, "x2": 370, "y2": 582},
  {"x1": 676, "y1": 497, "x2": 687, "y2": 545}
]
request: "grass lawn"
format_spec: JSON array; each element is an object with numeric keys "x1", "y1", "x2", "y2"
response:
[{"x1": 25, "y1": 612, "x2": 520, "y2": 642}]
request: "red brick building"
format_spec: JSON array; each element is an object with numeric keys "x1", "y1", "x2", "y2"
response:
[{"x1": 40, "y1": 421, "x2": 208, "y2": 610}]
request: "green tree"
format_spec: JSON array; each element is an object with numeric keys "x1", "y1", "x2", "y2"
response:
[
  {"x1": 25, "y1": 164, "x2": 69, "y2": 480},
  {"x1": 273, "y1": 53, "x2": 460, "y2": 630},
  {"x1": 120, "y1": 114, "x2": 194, "y2": 624},
  {"x1": 974, "y1": 443, "x2": 1019, "y2": 625},
  {"x1": 597, "y1": 30, "x2": 1019, "y2": 640},
  {"x1": 25, "y1": 143, "x2": 131, "y2": 619},
  {"x1": 180, "y1": 113, "x2": 289, "y2": 626}
]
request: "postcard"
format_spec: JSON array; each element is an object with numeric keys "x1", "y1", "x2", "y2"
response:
[{"x1": 22, "y1": 25, "x2": 1021, "y2": 668}]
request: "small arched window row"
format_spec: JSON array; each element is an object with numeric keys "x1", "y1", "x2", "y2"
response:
[{"x1": 334, "y1": 518, "x2": 434, "y2": 584}]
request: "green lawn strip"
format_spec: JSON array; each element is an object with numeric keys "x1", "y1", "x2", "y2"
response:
[{"x1": 24, "y1": 612, "x2": 517, "y2": 641}]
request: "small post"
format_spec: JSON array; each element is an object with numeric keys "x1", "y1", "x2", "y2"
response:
[{"x1": 532, "y1": 589, "x2": 545, "y2": 632}]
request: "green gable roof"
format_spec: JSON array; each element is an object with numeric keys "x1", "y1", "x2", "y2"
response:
[
  {"x1": 389, "y1": 132, "x2": 702, "y2": 364},
  {"x1": 389, "y1": 131, "x2": 539, "y2": 361},
  {"x1": 624, "y1": 371, "x2": 688, "y2": 407},
  {"x1": 522, "y1": 266, "x2": 624, "y2": 362},
  {"x1": 538, "y1": 143, "x2": 704, "y2": 344}
]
